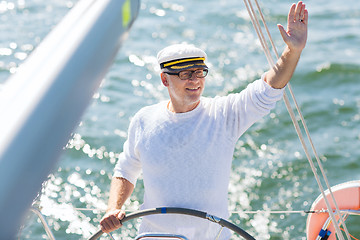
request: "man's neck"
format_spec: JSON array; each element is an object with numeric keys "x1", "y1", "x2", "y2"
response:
[{"x1": 167, "y1": 100, "x2": 200, "y2": 113}]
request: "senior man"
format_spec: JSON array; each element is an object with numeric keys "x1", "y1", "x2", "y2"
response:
[{"x1": 100, "y1": 1, "x2": 308, "y2": 239}]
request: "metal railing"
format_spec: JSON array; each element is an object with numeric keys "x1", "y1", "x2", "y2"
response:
[
  {"x1": 18, "y1": 207, "x2": 56, "y2": 240},
  {"x1": 135, "y1": 233, "x2": 189, "y2": 240}
]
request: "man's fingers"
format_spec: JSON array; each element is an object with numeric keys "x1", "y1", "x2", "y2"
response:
[
  {"x1": 277, "y1": 24, "x2": 289, "y2": 43},
  {"x1": 288, "y1": 3, "x2": 296, "y2": 24},
  {"x1": 303, "y1": 9, "x2": 309, "y2": 25},
  {"x1": 294, "y1": 2, "x2": 303, "y2": 21},
  {"x1": 109, "y1": 214, "x2": 122, "y2": 228},
  {"x1": 100, "y1": 209, "x2": 125, "y2": 233},
  {"x1": 100, "y1": 221, "x2": 112, "y2": 233},
  {"x1": 299, "y1": 3, "x2": 305, "y2": 20},
  {"x1": 118, "y1": 210, "x2": 126, "y2": 221}
]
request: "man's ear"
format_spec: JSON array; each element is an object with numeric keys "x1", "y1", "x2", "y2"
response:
[{"x1": 161, "y1": 72, "x2": 169, "y2": 87}]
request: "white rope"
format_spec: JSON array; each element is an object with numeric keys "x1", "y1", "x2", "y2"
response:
[
  {"x1": 242, "y1": 0, "x2": 351, "y2": 239},
  {"x1": 243, "y1": 0, "x2": 275, "y2": 68}
]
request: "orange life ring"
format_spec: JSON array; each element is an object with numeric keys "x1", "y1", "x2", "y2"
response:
[{"x1": 306, "y1": 180, "x2": 360, "y2": 240}]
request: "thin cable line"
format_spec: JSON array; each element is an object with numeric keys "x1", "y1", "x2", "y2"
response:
[
  {"x1": 55, "y1": 207, "x2": 360, "y2": 216},
  {"x1": 231, "y1": 209, "x2": 360, "y2": 215},
  {"x1": 243, "y1": 0, "x2": 274, "y2": 67}
]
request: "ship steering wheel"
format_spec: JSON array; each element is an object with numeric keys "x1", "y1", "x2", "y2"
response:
[{"x1": 88, "y1": 207, "x2": 256, "y2": 240}]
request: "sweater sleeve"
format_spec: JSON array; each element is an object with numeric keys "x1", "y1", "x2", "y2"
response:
[
  {"x1": 223, "y1": 74, "x2": 284, "y2": 140},
  {"x1": 113, "y1": 115, "x2": 142, "y2": 186}
]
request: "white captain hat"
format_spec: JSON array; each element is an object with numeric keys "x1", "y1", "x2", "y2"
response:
[{"x1": 157, "y1": 44, "x2": 208, "y2": 72}]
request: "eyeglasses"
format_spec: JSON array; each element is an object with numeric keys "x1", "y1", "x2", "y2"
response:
[{"x1": 164, "y1": 69, "x2": 208, "y2": 80}]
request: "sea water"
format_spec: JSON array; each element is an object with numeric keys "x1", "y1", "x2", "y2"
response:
[{"x1": 0, "y1": 0, "x2": 359, "y2": 239}]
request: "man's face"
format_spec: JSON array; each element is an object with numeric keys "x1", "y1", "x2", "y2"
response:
[{"x1": 162, "y1": 68, "x2": 206, "y2": 112}]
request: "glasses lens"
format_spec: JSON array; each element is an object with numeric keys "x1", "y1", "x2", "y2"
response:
[
  {"x1": 197, "y1": 69, "x2": 208, "y2": 78},
  {"x1": 178, "y1": 69, "x2": 208, "y2": 80},
  {"x1": 179, "y1": 71, "x2": 191, "y2": 80}
]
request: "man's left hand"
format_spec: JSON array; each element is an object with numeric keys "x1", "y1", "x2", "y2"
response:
[{"x1": 278, "y1": 1, "x2": 308, "y2": 53}]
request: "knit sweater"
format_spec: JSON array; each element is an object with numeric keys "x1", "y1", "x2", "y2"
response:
[{"x1": 113, "y1": 76, "x2": 284, "y2": 239}]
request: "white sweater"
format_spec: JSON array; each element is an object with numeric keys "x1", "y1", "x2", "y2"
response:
[{"x1": 114, "y1": 76, "x2": 284, "y2": 239}]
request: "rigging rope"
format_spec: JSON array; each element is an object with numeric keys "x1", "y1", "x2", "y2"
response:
[{"x1": 241, "y1": 0, "x2": 351, "y2": 239}]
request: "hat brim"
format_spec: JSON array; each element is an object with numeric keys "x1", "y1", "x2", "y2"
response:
[{"x1": 164, "y1": 62, "x2": 208, "y2": 72}]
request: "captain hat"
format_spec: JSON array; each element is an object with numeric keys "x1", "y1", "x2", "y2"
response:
[{"x1": 157, "y1": 44, "x2": 208, "y2": 72}]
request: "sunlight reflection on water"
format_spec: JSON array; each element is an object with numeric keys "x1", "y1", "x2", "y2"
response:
[{"x1": 3, "y1": 0, "x2": 360, "y2": 239}]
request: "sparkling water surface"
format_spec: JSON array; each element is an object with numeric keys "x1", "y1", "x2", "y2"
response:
[{"x1": 0, "y1": 0, "x2": 359, "y2": 239}]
